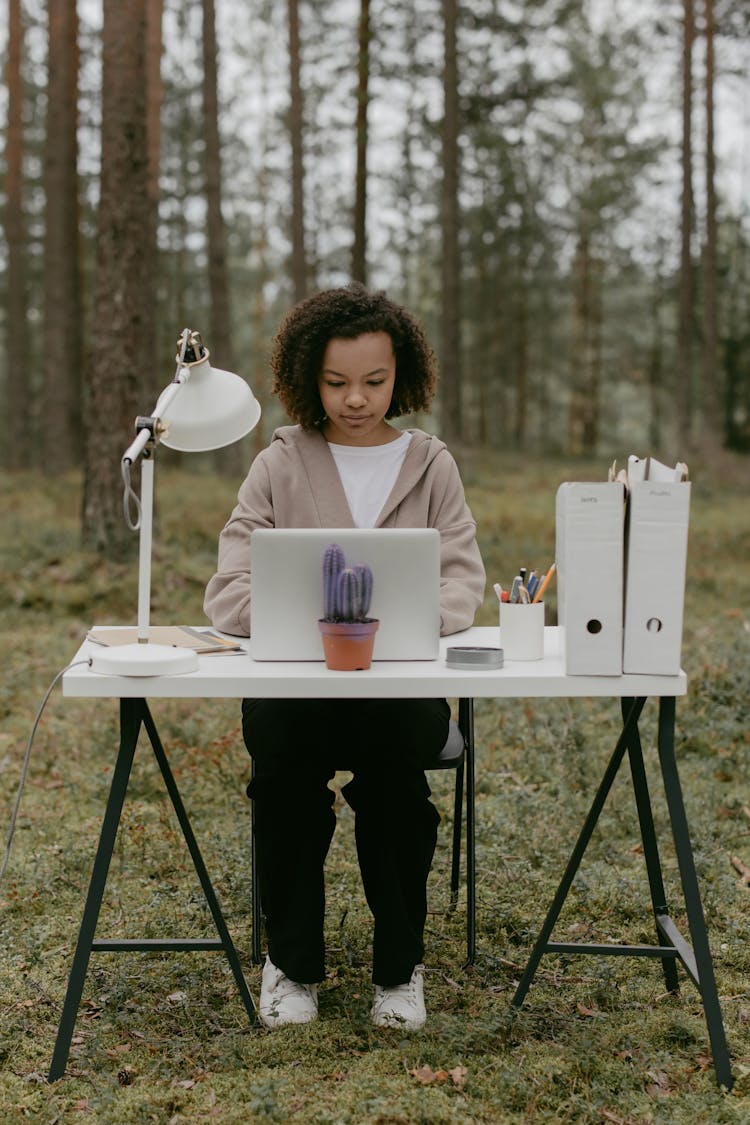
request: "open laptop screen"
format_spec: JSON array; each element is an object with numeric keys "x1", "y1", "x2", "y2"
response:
[{"x1": 249, "y1": 527, "x2": 440, "y2": 661}]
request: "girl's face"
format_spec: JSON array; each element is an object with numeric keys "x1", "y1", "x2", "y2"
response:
[{"x1": 318, "y1": 332, "x2": 398, "y2": 446}]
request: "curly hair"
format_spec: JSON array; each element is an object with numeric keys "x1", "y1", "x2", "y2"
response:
[{"x1": 269, "y1": 282, "x2": 437, "y2": 430}]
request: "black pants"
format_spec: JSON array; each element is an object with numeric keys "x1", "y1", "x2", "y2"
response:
[{"x1": 242, "y1": 697, "x2": 450, "y2": 987}]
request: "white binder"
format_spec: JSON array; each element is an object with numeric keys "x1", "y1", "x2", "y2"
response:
[
  {"x1": 555, "y1": 482, "x2": 625, "y2": 675},
  {"x1": 623, "y1": 482, "x2": 691, "y2": 675}
]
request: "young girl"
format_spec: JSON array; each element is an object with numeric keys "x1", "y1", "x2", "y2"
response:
[{"x1": 204, "y1": 283, "x2": 485, "y2": 1030}]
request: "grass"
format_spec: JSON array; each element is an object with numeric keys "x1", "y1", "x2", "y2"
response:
[{"x1": 1, "y1": 452, "x2": 749, "y2": 1123}]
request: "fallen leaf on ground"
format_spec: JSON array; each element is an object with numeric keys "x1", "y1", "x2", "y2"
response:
[
  {"x1": 409, "y1": 1064, "x2": 467, "y2": 1087},
  {"x1": 410, "y1": 1065, "x2": 448, "y2": 1085},
  {"x1": 730, "y1": 855, "x2": 750, "y2": 885},
  {"x1": 600, "y1": 1109, "x2": 638, "y2": 1125},
  {"x1": 645, "y1": 1067, "x2": 672, "y2": 1097}
]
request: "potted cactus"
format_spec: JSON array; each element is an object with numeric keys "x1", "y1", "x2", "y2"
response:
[{"x1": 318, "y1": 543, "x2": 379, "y2": 670}]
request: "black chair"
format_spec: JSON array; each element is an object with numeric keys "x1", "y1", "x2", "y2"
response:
[{"x1": 249, "y1": 698, "x2": 476, "y2": 968}]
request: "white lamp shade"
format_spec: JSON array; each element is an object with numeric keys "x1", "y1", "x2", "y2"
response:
[{"x1": 156, "y1": 360, "x2": 261, "y2": 452}]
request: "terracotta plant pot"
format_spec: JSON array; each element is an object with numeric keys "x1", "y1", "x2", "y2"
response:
[{"x1": 318, "y1": 619, "x2": 380, "y2": 671}]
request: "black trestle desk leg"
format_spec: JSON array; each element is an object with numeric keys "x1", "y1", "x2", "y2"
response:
[
  {"x1": 656, "y1": 697, "x2": 733, "y2": 1090},
  {"x1": 140, "y1": 704, "x2": 257, "y2": 1025},
  {"x1": 458, "y1": 698, "x2": 476, "y2": 968},
  {"x1": 512, "y1": 697, "x2": 646, "y2": 1008},
  {"x1": 48, "y1": 698, "x2": 142, "y2": 1082},
  {"x1": 621, "y1": 697, "x2": 680, "y2": 994}
]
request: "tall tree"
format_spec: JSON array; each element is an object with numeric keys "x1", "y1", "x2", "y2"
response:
[
  {"x1": 440, "y1": 0, "x2": 462, "y2": 444},
  {"x1": 288, "y1": 0, "x2": 308, "y2": 300},
  {"x1": 145, "y1": 0, "x2": 164, "y2": 385},
  {"x1": 82, "y1": 0, "x2": 153, "y2": 556},
  {"x1": 351, "y1": 0, "x2": 370, "y2": 285},
  {"x1": 201, "y1": 0, "x2": 235, "y2": 370},
  {"x1": 677, "y1": 0, "x2": 696, "y2": 446},
  {"x1": 3, "y1": 0, "x2": 32, "y2": 468},
  {"x1": 42, "y1": 0, "x2": 83, "y2": 470},
  {"x1": 701, "y1": 0, "x2": 721, "y2": 447},
  {"x1": 201, "y1": 0, "x2": 243, "y2": 473}
]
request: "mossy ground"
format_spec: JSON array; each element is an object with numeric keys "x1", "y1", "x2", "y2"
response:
[{"x1": 1, "y1": 453, "x2": 749, "y2": 1123}]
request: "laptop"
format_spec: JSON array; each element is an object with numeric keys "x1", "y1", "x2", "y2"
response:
[{"x1": 249, "y1": 528, "x2": 441, "y2": 661}]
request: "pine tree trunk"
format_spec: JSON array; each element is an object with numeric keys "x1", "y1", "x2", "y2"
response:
[
  {"x1": 514, "y1": 265, "x2": 529, "y2": 449},
  {"x1": 82, "y1": 0, "x2": 152, "y2": 557},
  {"x1": 440, "y1": 0, "x2": 462, "y2": 444},
  {"x1": 43, "y1": 0, "x2": 83, "y2": 471},
  {"x1": 144, "y1": 0, "x2": 163, "y2": 389},
  {"x1": 3, "y1": 0, "x2": 32, "y2": 467},
  {"x1": 351, "y1": 0, "x2": 370, "y2": 285},
  {"x1": 702, "y1": 0, "x2": 721, "y2": 448},
  {"x1": 568, "y1": 233, "x2": 590, "y2": 454},
  {"x1": 288, "y1": 0, "x2": 307, "y2": 301},
  {"x1": 201, "y1": 0, "x2": 242, "y2": 474},
  {"x1": 201, "y1": 0, "x2": 235, "y2": 374},
  {"x1": 677, "y1": 0, "x2": 695, "y2": 447}
]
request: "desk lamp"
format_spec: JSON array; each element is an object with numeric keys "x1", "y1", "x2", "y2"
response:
[{"x1": 90, "y1": 328, "x2": 261, "y2": 676}]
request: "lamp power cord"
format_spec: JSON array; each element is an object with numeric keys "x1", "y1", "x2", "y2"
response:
[{"x1": 0, "y1": 658, "x2": 92, "y2": 882}]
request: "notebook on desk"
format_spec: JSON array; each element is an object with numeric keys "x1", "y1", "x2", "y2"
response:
[{"x1": 249, "y1": 527, "x2": 441, "y2": 661}]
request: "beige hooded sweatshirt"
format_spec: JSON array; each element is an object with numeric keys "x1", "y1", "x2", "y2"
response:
[{"x1": 204, "y1": 425, "x2": 486, "y2": 637}]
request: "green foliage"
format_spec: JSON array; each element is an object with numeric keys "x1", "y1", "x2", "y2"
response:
[{"x1": 1, "y1": 457, "x2": 749, "y2": 1122}]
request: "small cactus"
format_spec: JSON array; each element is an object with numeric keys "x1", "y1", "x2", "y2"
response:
[
  {"x1": 322, "y1": 545, "x2": 373, "y2": 622},
  {"x1": 322, "y1": 543, "x2": 345, "y2": 621}
]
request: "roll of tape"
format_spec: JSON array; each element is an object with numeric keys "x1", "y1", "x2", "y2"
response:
[{"x1": 445, "y1": 646, "x2": 504, "y2": 670}]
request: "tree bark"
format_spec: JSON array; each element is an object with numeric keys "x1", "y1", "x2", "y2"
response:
[
  {"x1": 440, "y1": 0, "x2": 462, "y2": 444},
  {"x1": 82, "y1": 0, "x2": 152, "y2": 557},
  {"x1": 702, "y1": 0, "x2": 721, "y2": 447},
  {"x1": 201, "y1": 0, "x2": 243, "y2": 474},
  {"x1": 201, "y1": 0, "x2": 235, "y2": 375},
  {"x1": 3, "y1": 0, "x2": 32, "y2": 467},
  {"x1": 144, "y1": 0, "x2": 163, "y2": 388},
  {"x1": 288, "y1": 0, "x2": 308, "y2": 301},
  {"x1": 677, "y1": 0, "x2": 695, "y2": 447},
  {"x1": 351, "y1": 0, "x2": 370, "y2": 285},
  {"x1": 43, "y1": 0, "x2": 83, "y2": 471}
]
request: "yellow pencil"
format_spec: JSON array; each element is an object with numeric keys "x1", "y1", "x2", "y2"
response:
[{"x1": 531, "y1": 562, "x2": 556, "y2": 603}]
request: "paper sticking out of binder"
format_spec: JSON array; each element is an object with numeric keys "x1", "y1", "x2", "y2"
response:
[
  {"x1": 620, "y1": 455, "x2": 691, "y2": 676},
  {"x1": 608, "y1": 455, "x2": 690, "y2": 489}
]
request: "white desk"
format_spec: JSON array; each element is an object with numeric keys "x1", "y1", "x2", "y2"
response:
[
  {"x1": 49, "y1": 627, "x2": 732, "y2": 1089},
  {"x1": 65, "y1": 626, "x2": 686, "y2": 699}
]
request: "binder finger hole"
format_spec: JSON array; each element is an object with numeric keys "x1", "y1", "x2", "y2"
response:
[
  {"x1": 586, "y1": 619, "x2": 602, "y2": 634},
  {"x1": 646, "y1": 617, "x2": 663, "y2": 633}
]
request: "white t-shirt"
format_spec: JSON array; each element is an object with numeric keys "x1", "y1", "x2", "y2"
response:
[{"x1": 328, "y1": 431, "x2": 412, "y2": 528}]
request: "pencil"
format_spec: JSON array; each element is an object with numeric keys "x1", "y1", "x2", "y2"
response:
[{"x1": 531, "y1": 562, "x2": 556, "y2": 603}]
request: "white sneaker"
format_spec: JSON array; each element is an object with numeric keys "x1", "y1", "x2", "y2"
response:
[
  {"x1": 259, "y1": 956, "x2": 318, "y2": 1028},
  {"x1": 371, "y1": 965, "x2": 426, "y2": 1030}
]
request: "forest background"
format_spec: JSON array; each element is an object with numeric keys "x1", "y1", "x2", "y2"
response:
[
  {"x1": 2, "y1": 2, "x2": 750, "y2": 1119},
  {"x1": 1, "y1": 0, "x2": 750, "y2": 554}
]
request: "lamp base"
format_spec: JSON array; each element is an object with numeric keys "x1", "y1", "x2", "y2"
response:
[{"x1": 90, "y1": 642, "x2": 200, "y2": 677}]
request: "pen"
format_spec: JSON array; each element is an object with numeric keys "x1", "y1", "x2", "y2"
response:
[
  {"x1": 531, "y1": 562, "x2": 556, "y2": 604},
  {"x1": 510, "y1": 575, "x2": 523, "y2": 603}
]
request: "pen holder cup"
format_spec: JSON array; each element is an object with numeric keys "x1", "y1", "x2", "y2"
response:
[{"x1": 499, "y1": 600, "x2": 545, "y2": 661}]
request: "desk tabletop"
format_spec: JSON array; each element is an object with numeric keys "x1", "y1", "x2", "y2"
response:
[{"x1": 62, "y1": 627, "x2": 688, "y2": 700}]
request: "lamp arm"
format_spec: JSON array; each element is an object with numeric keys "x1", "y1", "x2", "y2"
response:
[{"x1": 118, "y1": 332, "x2": 194, "y2": 641}]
